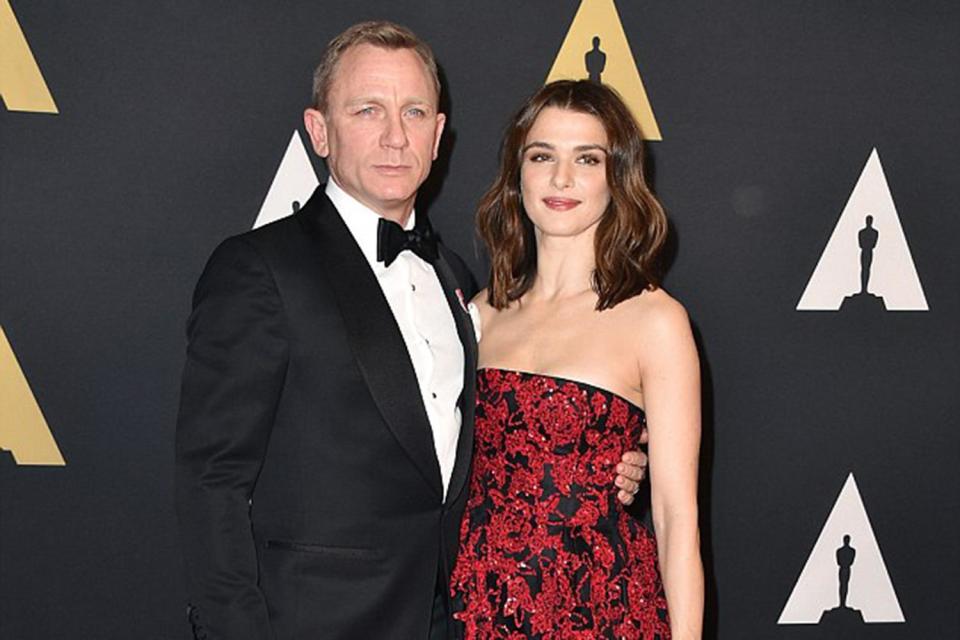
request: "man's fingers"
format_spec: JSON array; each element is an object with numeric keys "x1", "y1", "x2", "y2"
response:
[
  {"x1": 616, "y1": 462, "x2": 644, "y2": 481},
  {"x1": 615, "y1": 475, "x2": 640, "y2": 494},
  {"x1": 617, "y1": 452, "x2": 648, "y2": 481},
  {"x1": 615, "y1": 449, "x2": 647, "y2": 500}
]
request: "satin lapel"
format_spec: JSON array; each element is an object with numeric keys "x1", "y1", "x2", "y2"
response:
[
  {"x1": 298, "y1": 191, "x2": 443, "y2": 498},
  {"x1": 432, "y1": 253, "x2": 477, "y2": 507}
]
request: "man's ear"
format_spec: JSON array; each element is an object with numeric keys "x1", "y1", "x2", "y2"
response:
[
  {"x1": 431, "y1": 112, "x2": 446, "y2": 160},
  {"x1": 303, "y1": 108, "x2": 330, "y2": 157}
]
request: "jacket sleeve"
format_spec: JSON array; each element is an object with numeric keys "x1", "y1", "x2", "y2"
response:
[{"x1": 174, "y1": 236, "x2": 288, "y2": 640}]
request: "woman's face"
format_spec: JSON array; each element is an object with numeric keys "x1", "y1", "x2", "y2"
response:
[{"x1": 520, "y1": 107, "x2": 611, "y2": 240}]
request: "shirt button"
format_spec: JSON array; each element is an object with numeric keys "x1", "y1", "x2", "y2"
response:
[
  {"x1": 411, "y1": 283, "x2": 416, "y2": 291},
  {"x1": 431, "y1": 392, "x2": 437, "y2": 399}
]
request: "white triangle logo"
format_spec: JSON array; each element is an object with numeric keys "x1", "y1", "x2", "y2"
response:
[
  {"x1": 252, "y1": 130, "x2": 320, "y2": 229},
  {"x1": 797, "y1": 148, "x2": 927, "y2": 311},
  {"x1": 778, "y1": 473, "x2": 905, "y2": 625}
]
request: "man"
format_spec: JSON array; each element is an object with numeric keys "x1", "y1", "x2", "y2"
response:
[{"x1": 175, "y1": 21, "x2": 646, "y2": 640}]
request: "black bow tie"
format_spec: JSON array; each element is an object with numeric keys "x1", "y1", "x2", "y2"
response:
[{"x1": 377, "y1": 216, "x2": 439, "y2": 267}]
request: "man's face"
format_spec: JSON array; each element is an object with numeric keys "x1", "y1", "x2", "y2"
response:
[{"x1": 304, "y1": 44, "x2": 445, "y2": 222}]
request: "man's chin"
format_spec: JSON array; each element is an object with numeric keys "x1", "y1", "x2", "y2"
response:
[
  {"x1": 368, "y1": 184, "x2": 419, "y2": 206},
  {"x1": 365, "y1": 193, "x2": 418, "y2": 219}
]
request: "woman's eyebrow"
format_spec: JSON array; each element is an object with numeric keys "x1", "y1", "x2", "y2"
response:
[
  {"x1": 522, "y1": 141, "x2": 554, "y2": 152},
  {"x1": 521, "y1": 142, "x2": 608, "y2": 153}
]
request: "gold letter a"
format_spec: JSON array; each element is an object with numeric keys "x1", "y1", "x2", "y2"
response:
[
  {"x1": 0, "y1": 326, "x2": 65, "y2": 465},
  {"x1": 0, "y1": 0, "x2": 58, "y2": 113}
]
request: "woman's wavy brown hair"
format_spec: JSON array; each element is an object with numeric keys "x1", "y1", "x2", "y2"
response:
[{"x1": 477, "y1": 80, "x2": 668, "y2": 311}]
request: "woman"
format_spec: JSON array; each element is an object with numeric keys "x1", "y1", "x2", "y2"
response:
[{"x1": 450, "y1": 80, "x2": 703, "y2": 639}]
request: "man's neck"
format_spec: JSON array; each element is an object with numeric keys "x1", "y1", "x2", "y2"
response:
[
  {"x1": 382, "y1": 207, "x2": 414, "y2": 227},
  {"x1": 328, "y1": 179, "x2": 414, "y2": 226}
]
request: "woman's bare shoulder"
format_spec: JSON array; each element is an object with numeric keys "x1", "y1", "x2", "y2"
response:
[
  {"x1": 612, "y1": 288, "x2": 694, "y2": 367},
  {"x1": 616, "y1": 287, "x2": 689, "y2": 330},
  {"x1": 470, "y1": 288, "x2": 494, "y2": 316},
  {"x1": 470, "y1": 288, "x2": 489, "y2": 308},
  {"x1": 468, "y1": 289, "x2": 497, "y2": 341}
]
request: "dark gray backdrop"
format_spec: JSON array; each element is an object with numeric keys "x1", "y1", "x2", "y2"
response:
[{"x1": 2, "y1": 2, "x2": 957, "y2": 638}]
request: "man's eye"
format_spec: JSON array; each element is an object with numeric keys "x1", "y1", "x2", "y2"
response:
[
  {"x1": 356, "y1": 106, "x2": 377, "y2": 116},
  {"x1": 406, "y1": 107, "x2": 427, "y2": 118}
]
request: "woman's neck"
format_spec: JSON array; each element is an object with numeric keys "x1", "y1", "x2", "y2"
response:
[{"x1": 527, "y1": 232, "x2": 596, "y2": 303}]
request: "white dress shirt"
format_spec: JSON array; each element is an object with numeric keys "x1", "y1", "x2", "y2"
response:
[{"x1": 326, "y1": 180, "x2": 464, "y2": 498}]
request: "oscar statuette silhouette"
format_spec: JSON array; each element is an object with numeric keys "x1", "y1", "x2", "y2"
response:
[
  {"x1": 840, "y1": 216, "x2": 887, "y2": 312},
  {"x1": 585, "y1": 36, "x2": 606, "y2": 84},
  {"x1": 818, "y1": 534, "x2": 866, "y2": 626}
]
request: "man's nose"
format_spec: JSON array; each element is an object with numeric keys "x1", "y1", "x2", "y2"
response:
[{"x1": 380, "y1": 110, "x2": 409, "y2": 150}]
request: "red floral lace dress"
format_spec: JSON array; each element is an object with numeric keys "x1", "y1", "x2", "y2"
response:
[{"x1": 450, "y1": 368, "x2": 670, "y2": 639}]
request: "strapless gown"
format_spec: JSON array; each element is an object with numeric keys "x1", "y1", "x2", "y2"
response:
[{"x1": 450, "y1": 368, "x2": 670, "y2": 639}]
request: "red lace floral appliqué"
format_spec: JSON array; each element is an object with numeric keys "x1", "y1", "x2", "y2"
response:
[{"x1": 451, "y1": 368, "x2": 670, "y2": 639}]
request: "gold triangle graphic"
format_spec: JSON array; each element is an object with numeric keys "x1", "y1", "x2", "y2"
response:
[
  {"x1": 0, "y1": 326, "x2": 65, "y2": 465},
  {"x1": 546, "y1": 0, "x2": 660, "y2": 140},
  {"x1": 0, "y1": 0, "x2": 58, "y2": 113}
]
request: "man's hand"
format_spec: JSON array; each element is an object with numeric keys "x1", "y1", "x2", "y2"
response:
[{"x1": 615, "y1": 428, "x2": 649, "y2": 505}]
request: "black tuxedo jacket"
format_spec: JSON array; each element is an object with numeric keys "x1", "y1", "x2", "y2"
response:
[{"x1": 175, "y1": 188, "x2": 478, "y2": 640}]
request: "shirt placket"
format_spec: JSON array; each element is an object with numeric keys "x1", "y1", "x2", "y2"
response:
[{"x1": 408, "y1": 260, "x2": 437, "y2": 404}]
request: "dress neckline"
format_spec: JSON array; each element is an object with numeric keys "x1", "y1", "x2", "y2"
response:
[{"x1": 478, "y1": 367, "x2": 646, "y2": 415}]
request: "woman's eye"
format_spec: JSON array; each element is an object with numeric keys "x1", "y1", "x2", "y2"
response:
[
  {"x1": 577, "y1": 154, "x2": 602, "y2": 165},
  {"x1": 528, "y1": 153, "x2": 551, "y2": 163}
]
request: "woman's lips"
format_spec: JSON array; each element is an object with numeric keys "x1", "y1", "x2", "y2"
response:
[{"x1": 542, "y1": 197, "x2": 581, "y2": 211}]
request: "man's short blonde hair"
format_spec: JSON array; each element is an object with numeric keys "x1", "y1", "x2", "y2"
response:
[{"x1": 312, "y1": 21, "x2": 441, "y2": 113}]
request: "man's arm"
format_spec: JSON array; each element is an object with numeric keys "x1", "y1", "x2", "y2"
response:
[{"x1": 175, "y1": 237, "x2": 288, "y2": 640}]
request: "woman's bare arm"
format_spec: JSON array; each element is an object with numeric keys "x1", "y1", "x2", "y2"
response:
[{"x1": 638, "y1": 294, "x2": 703, "y2": 639}]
